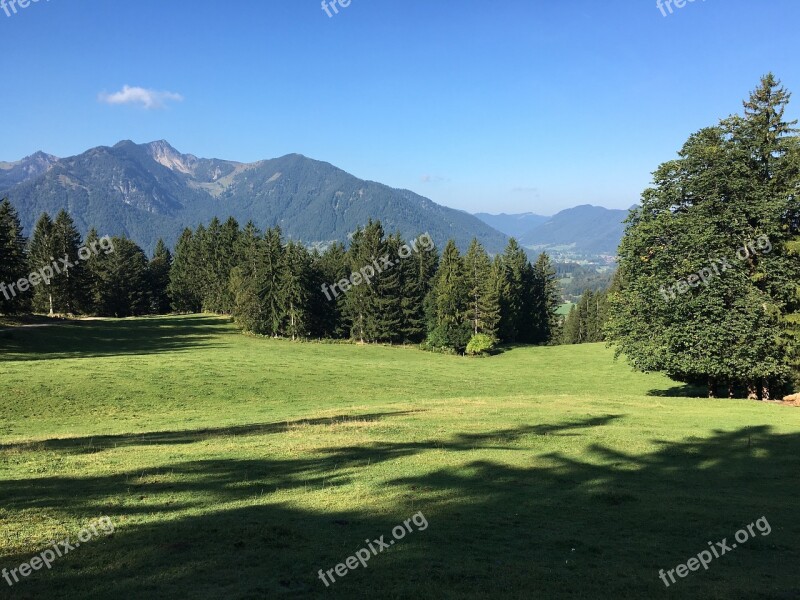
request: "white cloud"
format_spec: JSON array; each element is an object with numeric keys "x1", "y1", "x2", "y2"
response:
[
  {"x1": 98, "y1": 85, "x2": 184, "y2": 109},
  {"x1": 420, "y1": 174, "x2": 448, "y2": 183}
]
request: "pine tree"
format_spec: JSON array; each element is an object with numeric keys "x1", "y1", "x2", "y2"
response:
[
  {"x1": 426, "y1": 239, "x2": 470, "y2": 352},
  {"x1": 344, "y1": 221, "x2": 385, "y2": 342},
  {"x1": 28, "y1": 213, "x2": 56, "y2": 314},
  {"x1": 83, "y1": 228, "x2": 104, "y2": 314},
  {"x1": 399, "y1": 237, "x2": 438, "y2": 343},
  {"x1": 312, "y1": 242, "x2": 348, "y2": 338},
  {"x1": 375, "y1": 234, "x2": 404, "y2": 342},
  {"x1": 463, "y1": 239, "x2": 497, "y2": 337},
  {"x1": 229, "y1": 222, "x2": 267, "y2": 333},
  {"x1": 92, "y1": 237, "x2": 150, "y2": 317},
  {"x1": 497, "y1": 238, "x2": 529, "y2": 343},
  {"x1": 0, "y1": 199, "x2": 29, "y2": 314},
  {"x1": 259, "y1": 227, "x2": 286, "y2": 337},
  {"x1": 531, "y1": 252, "x2": 561, "y2": 344},
  {"x1": 280, "y1": 241, "x2": 311, "y2": 340},
  {"x1": 149, "y1": 239, "x2": 172, "y2": 314},
  {"x1": 47, "y1": 210, "x2": 87, "y2": 314},
  {"x1": 169, "y1": 228, "x2": 203, "y2": 312}
]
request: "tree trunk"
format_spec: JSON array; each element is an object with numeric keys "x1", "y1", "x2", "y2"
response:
[
  {"x1": 761, "y1": 384, "x2": 770, "y2": 401},
  {"x1": 708, "y1": 377, "x2": 716, "y2": 399},
  {"x1": 728, "y1": 383, "x2": 735, "y2": 399},
  {"x1": 747, "y1": 383, "x2": 759, "y2": 400}
]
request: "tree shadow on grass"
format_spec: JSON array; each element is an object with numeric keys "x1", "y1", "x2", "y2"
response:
[
  {"x1": 0, "y1": 418, "x2": 798, "y2": 599},
  {"x1": 0, "y1": 316, "x2": 233, "y2": 362},
  {"x1": 647, "y1": 383, "x2": 708, "y2": 398},
  {"x1": 0, "y1": 411, "x2": 425, "y2": 454}
]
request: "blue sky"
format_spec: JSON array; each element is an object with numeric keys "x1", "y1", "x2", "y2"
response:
[{"x1": 2, "y1": 0, "x2": 799, "y2": 215}]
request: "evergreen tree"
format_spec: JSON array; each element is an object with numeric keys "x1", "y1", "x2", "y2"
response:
[
  {"x1": 169, "y1": 228, "x2": 203, "y2": 312},
  {"x1": 497, "y1": 238, "x2": 530, "y2": 343},
  {"x1": 280, "y1": 241, "x2": 312, "y2": 340},
  {"x1": 312, "y1": 242, "x2": 348, "y2": 338},
  {"x1": 463, "y1": 239, "x2": 497, "y2": 337},
  {"x1": 426, "y1": 239, "x2": 470, "y2": 352},
  {"x1": 83, "y1": 228, "x2": 104, "y2": 314},
  {"x1": 259, "y1": 227, "x2": 286, "y2": 337},
  {"x1": 229, "y1": 222, "x2": 267, "y2": 334},
  {"x1": 399, "y1": 237, "x2": 438, "y2": 343},
  {"x1": 344, "y1": 221, "x2": 385, "y2": 342},
  {"x1": 92, "y1": 237, "x2": 150, "y2": 317},
  {"x1": 562, "y1": 288, "x2": 608, "y2": 344},
  {"x1": 531, "y1": 252, "x2": 561, "y2": 344},
  {"x1": 149, "y1": 239, "x2": 172, "y2": 314},
  {"x1": 28, "y1": 213, "x2": 56, "y2": 314},
  {"x1": 0, "y1": 199, "x2": 29, "y2": 314},
  {"x1": 374, "y1": 234, "x2": 404, "y2": 342},
  {"x1": 49, "y1": 210, "x2": 87, "y2": 314}
]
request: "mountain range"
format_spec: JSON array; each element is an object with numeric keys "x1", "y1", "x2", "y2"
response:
[
  {"x1": 475, "y1": 205, "x2": 631, "y2": 256},
  {"x1": 0, "y1": 140, "x2": 630, "y2": 257},
  {"x1": 0, "y1": 141, "x2": 509, "y2": 255}
]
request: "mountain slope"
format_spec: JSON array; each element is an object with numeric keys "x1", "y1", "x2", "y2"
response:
[
  {"x1": 474, "y1": 212, "x2": 549, "y2": 239},
  {"x1": 1, "y1": 141, "x2": 509, "y2": 255},
  {"x1": 519, "y1": 205, "x2": 629, "y2": 255}
]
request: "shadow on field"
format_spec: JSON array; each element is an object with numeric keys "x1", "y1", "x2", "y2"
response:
[
  {"x1": 0, "y1": 411, "x2": 423, "y2": 454},
  {"x1": 0, "y1": 419, "x2": 798, "y2": 599},
  {"x1": 0, "y1": 316, "x2": 231, "y2": 362},
  {"x1": 647, "y1": 384, "x2": 708, "y2": 398}
]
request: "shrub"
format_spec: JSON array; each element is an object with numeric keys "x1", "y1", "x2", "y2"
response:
[
  {"x1": 466, "y1": 333, "x2": 496, "y2": 356},
  {"x1": 423, "y1": 322, "x2": 472, "y2": 354}
]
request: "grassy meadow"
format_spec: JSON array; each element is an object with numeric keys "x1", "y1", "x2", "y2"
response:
[{"x1": 0, "y1": 315, "x2": 798, "y2": 599}]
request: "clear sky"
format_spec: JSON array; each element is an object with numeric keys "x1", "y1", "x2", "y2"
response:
[{"x1": 2, "y1": 0, "x2": 799, "y2": 215}]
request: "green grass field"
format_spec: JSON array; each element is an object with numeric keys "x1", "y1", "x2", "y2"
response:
[{"x1": 1, "y1": 315, "x2": 798, "y2": 599}]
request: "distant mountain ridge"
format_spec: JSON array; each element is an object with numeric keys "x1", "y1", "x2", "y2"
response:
[
  {"x1": 475, "y1": 205, "x2": 630, "y2": 255},
  {"x1": 473, "y1": 212, "x2": 549, "y2": 239},
  {"x1": 0, "y1": 140, "x2": 510, "y2": 255}
]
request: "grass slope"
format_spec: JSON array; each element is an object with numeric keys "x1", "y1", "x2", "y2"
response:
[{"x1": 0, "y1": 316, "x2": 798, "y2": 599}]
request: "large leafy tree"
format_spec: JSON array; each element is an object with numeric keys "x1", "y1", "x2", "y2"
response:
[{"x1": 607, "y1": 74, "x2": 800, "y2": 398}]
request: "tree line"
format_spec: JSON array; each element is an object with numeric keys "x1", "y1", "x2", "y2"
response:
[
  {"x1": 0, "y1": 204, "x2": 171, "y2": 317},
  {"x1": 0, "y1": 207, "x2": 562, "y2": 352},
  {"x1": 167, "y1": 219, "x2": 562, "y2": 352}
]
